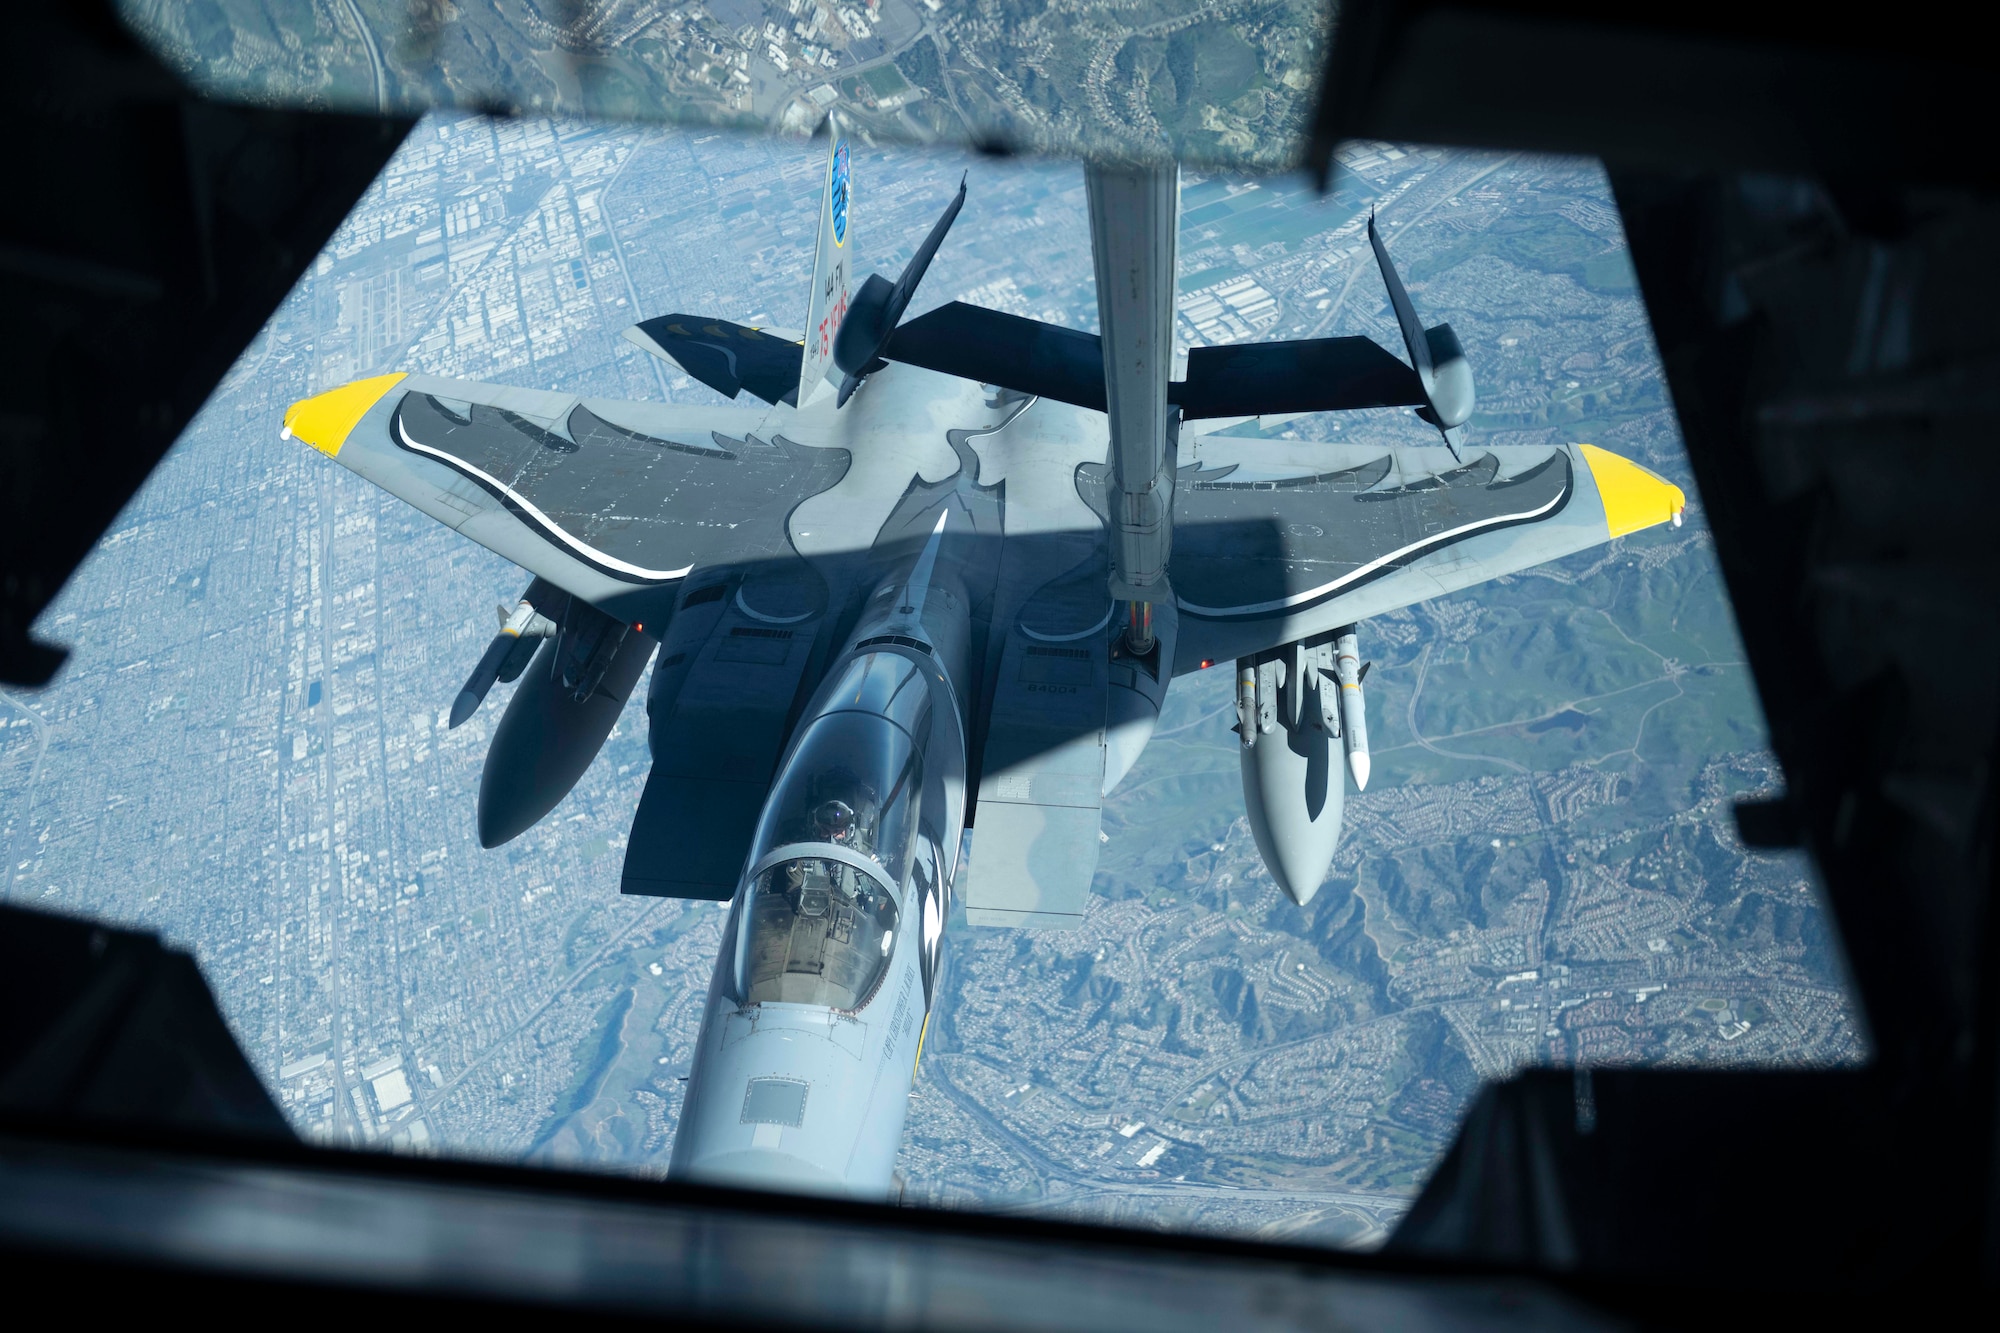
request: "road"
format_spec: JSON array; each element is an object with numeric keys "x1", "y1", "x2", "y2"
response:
[
  {"x1": 598, "y1": 140, "x2": 674, "y2": 400},
  {"x1": 1405, "y1": 642, "x2": 1530, "y2": 776},
  {"x1": 925, "y1": 1051, "x2": 1414, "y2": 1237},
  {"x1": 429, "y1": 897, "x2": 667, "y2": 1110},
  {"x1": 1306, "y1": 154, "x2": 1521, "y2": 341},
  {"x1": 341, "y1": 0, "x2": 391, "y2": 114},
  {"x1": 1394, "y1": 637, "x2": 1746, "y2": 773}
]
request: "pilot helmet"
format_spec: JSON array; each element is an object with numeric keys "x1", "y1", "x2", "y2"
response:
[{"x1": 812, "y1": 798, "x2": 858, "y2": 845}]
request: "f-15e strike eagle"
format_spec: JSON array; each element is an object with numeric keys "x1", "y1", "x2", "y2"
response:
[{"x1": 282, "y1": 129, "x2": 1683, "y2": 1197}]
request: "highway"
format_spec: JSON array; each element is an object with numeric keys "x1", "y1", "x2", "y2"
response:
[
  {"x1": 341, "y1": 0, "x2": 391, "y2": 114},
  {"x1": 924, "y1": 1054, "x2": 1414, "y2": 1240}
]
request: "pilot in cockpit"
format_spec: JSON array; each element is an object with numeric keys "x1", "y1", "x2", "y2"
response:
[
  {"x1": 804, "y1": 766, "x2": 878, "y2": 857},
  {"x1": 813, "y1": 798, "x2": 859, "y2": 847}
]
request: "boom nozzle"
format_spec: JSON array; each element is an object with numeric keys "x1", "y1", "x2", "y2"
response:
[{"x1": 1124, "y1": 601, "x2": 1155, "y2": 657}]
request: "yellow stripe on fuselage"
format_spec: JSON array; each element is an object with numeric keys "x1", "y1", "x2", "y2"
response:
[
  {"x1": 282, "y1": 373, "x2": 407, "y2": 458},
  {"x1": 1578, "y1": 442, "x2": 1686, "y2": 538}
]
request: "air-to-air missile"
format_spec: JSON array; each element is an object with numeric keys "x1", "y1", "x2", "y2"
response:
[
  {"x1": 449, "y1": 579, "x2": 559, "y2": 729},
  {"x1": 1334, "y1": 627, "x2": 1371, "y2": 792}
]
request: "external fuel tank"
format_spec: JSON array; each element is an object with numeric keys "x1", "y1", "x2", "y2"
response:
[
  {"x1": 1237, "y1": 640, "x2": 1346, "y2": 906},
  {"x1": 476, "y1": 621, "x2": 655, "y2": 848}
]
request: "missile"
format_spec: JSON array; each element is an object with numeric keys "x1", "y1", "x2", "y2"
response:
[
  {"x1": 1315, "y1": 641, "x2": 1341, "y2": 736},
  {"x1": 449, "y1": 587, "x2": 558, "y2": 729},
  {"x1": 1334, "y1": 628, "x2": 1370, "y2": 791},
  {"x1": 1234, "y1": 660, "x2": 1257, "y2": 748},
  {"x1": 450, "y1": 637, "x2": 512, "y2": 730}
]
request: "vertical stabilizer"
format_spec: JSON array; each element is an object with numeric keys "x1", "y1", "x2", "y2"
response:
[
  {"x1": 798, "y1": 121, "x2": 854, "y2": 407},
  {"x1": 1368, "y1": 214, "x2": 1475, "y2": 449}
]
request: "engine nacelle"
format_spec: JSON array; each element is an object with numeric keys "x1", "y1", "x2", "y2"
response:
[
  {"x1": 1237, "y1": 634, "x2": 1346, "y2": 905},
  {"x1": 477, "y1": 601, "x2": 654, "y2": 848}
]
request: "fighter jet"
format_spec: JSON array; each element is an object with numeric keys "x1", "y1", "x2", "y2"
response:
[{"x1": 280, "y1": 129, "x2": 1684, "y2": 1197}]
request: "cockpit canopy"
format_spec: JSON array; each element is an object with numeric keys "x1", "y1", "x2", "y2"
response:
[
  {"x1": 752, "y1": 653, "x2": 932, "y2": 889},
  {"x1": 734, "y1": 652, "x2": 935, "y2": 1012},
  {"x1": 740, "y1": 856, "x2": 898, "y2": 1010}
]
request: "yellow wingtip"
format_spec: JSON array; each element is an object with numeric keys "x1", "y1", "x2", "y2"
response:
[
  {"x1": 1578, "y1": 443, "x2": 1686, "y2": 538},
  {"x1": 282, "y1": 373, "x2": 406, "y2": 458}
]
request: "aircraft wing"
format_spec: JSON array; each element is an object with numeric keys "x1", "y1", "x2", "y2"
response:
[
  {"x1": 281, "y1": 373, "x2": 849, "y2": 625},
  {"x1": 1157, "y1": 438, "x2": 1686, "y2": 671}
]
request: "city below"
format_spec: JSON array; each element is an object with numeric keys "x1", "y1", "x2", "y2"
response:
[{"x1": 0, "y1": 114, "x2": 1860, "y2": 1245}]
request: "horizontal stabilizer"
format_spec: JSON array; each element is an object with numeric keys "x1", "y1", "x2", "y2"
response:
[
  {"x1": 885, "y1": 303, "x2": 1429, "y2": 422},
  {"x1": 624, "y1": 315, "x2": 804, "y2": 406},
  {"x1": 886, "y1": 302, "x2": 1107, "y2": 411},
  {"x1": 1175, "y1": 338, "x2": 1426, "y2": 419}
]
